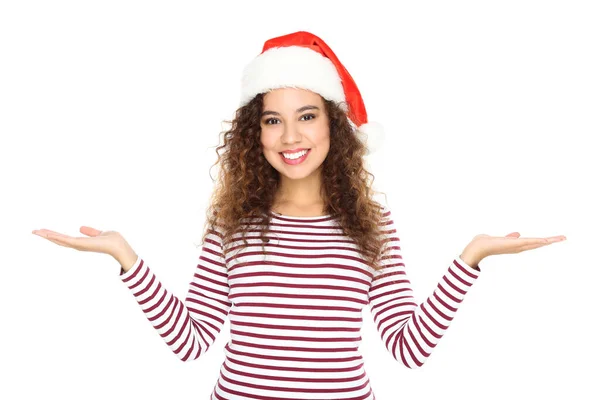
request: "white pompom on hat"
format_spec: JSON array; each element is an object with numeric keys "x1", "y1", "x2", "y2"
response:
[{"x1": 239, "y1": 31, "x2": 385, "y2": 156}]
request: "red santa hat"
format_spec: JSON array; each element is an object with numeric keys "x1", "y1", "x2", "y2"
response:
[{"x1": 239, "y1": 31, "x2": 385, "y2": 156}]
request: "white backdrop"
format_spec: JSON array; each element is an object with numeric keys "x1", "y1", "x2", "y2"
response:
[{"x1": 2, "y1": 0, "x2": 598, "y2": 399}]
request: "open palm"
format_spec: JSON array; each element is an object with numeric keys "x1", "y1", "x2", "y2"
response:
[
  {"x1": 462, "y1": 232, "x2": 566, "y2": 266},
  {"x1": 31, "y1": 226, "x2": 127, "y2": 259}
]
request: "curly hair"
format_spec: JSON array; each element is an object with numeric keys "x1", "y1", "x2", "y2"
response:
[{"x1": 198, "y1": 92, "x2": 389, "y2": 272}]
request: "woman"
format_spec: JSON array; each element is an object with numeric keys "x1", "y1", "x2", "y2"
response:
[{"x1": 32, "y1": 31, "x2": 566, "y2": 399}]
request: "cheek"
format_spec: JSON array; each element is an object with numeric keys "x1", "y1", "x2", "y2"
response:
[
  {"x1": 260, "y1": 133, "x2": 281, "y2": 160},
  {"x1": 303, "y1": 122, "x2": 329, "y2": 143},
  {"x1": 313, "y1": 124, "x2": 330, "y2": 145},
  {"x1": 260, "y1": 130, "x2": 274, "y2": 148}
]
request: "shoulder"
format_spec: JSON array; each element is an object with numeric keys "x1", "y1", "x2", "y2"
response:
[{"x1": 374, "y1": 202, "x2": 393, "y2": 223}]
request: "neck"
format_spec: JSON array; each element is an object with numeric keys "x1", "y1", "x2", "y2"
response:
[{"x1": 274, "y1": 169, "x2": 324, "y2": 208}]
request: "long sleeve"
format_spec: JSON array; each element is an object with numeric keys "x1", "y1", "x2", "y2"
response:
[
  {"x1": 119, "y1": 227, "x2": 232, "y2": 362},
  {"x1": 368, "y1": 206, "x2": 481, "y2": 369}
]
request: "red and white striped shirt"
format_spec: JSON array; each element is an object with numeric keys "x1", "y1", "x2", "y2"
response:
[{"x1": 120, "y1": 205, "x2": 481, "y2": 399}]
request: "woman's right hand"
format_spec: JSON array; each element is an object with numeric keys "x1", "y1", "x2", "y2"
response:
[{"x1": 31, "y1": 226, "x2": 138, "y2": 272}]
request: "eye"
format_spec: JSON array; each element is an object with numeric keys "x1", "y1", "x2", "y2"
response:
[
  {"x1": 300, "y1": 113, "x2": 316, "y2": 121},
  {"x1": 263, "y1": 114, "x2": 315, "y2": 125}
]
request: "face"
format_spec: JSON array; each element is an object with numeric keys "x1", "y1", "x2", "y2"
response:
[{"x1": 260, "y1": 88, "x2": 330, "y2": 181}]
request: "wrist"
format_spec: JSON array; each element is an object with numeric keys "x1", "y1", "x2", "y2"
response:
[
  {"x1": 115, "y1": 248, "x2": 138, "y2": 273},
  {"x1": 459, "y1": 252, "x2": 481, "y2": 269}
]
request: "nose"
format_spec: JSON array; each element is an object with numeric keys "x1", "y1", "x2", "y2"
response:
[{"x1": 281, "y1": 121, "x2": 302, "y2": 144}]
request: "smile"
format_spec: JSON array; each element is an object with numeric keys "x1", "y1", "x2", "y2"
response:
[{"x1": 280, "y1": 149, "x2": 311, "y2": 165}]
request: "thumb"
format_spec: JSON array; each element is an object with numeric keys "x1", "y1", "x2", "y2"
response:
[
  {"x1": 505, "y1": 232, "x2": 521, "y2": 238},
  {"x1": 80, "y1": 226, "x2": 103, "y2": 237}
]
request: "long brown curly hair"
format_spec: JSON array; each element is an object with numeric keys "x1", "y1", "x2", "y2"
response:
[{"x1": 198, "y1": 92, "x2": 389, "y2": 272}]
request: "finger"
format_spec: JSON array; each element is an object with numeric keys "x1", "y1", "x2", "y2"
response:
[
  {"x1": 516, "y1": 236, "x2": 565, "y2": 244},
  {"x1": 37, "y1": 232, "x2": 73, "y2": 248},
  {"x1": 34, "y1": 230, "x2": 99, "y2": 252},
  {"x1": 501, "y1": 236, "x2": 564, "y2": 254},
  {"x1": 80, "y1": 226, "x2": 102, "y2": 237},
  {"x1": 517, "y1": 242, "x2": 552, "y2": 252},
  {"x1": 34, "y1": 229, "x2": 71, "y2": 239},
  {"x1": 488, "y1": 237, "x2": 548, "y2": 255},
  {"x1": 517, "y1": 237, "x2": 551, "y2": 245},
  {"x1": 33, "y1": 230, "x2": 63, "y2": 239},
  {"x1": 520, "y1": 236, "x2": 563, "y2": 244},
  {"x1": 544, "y1": 235, "x2": 567, "y2": 243}
]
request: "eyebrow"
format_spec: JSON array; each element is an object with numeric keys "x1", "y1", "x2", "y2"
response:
[{"x1": 261, "y1": 105, "x2": 320, "y2": 117}]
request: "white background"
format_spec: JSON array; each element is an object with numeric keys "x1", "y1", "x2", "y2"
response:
[{"x1": 2, "y1": 0, "x2": 598, "y2": 399}]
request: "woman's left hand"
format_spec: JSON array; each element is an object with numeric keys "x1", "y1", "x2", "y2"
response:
[{"x1": 460, "y1": 232, "x2": 567, "y2": 268}]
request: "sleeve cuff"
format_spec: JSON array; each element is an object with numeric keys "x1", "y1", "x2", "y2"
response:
[
  {"x1": 451, "y1": 255, "x2": 481, "y2": 285},
  {"x1": 119, "y1": 255, "x2": 147, "y2": 287}
]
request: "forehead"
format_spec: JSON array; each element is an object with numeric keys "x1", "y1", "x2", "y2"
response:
[{"x1": 263, "y1": 87, "x2": 323, "y2": 109}]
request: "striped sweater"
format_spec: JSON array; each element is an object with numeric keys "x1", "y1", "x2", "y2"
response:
[{"x1": 119, "y1": 205, "x2": 481, "y2": 399}]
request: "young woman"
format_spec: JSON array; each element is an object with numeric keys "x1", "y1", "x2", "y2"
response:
[{"x1": 32, "y1": 31, "x2": 566, "y2": 400}]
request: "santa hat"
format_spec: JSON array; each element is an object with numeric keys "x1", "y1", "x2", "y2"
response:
[{"x1": 239, "y1": 31, "x2": 385, "y2": 156}]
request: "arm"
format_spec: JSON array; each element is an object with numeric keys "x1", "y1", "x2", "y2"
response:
[
  {"x1": 368, "y1": 206, "x2": 481, "y2": 369},
  {"x1": 119, "y1": 227, "x2": 231, "y2": 362}
]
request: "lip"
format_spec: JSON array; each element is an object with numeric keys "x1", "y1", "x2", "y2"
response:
[
  {"x1": 280, "y1": 148, "x2": 311, "y2": 165},
  {"x1": 279, "y1": 148, "x2": 309, "y2": 154}
]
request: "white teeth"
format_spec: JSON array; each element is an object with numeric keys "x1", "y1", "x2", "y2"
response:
[{"x1": 282, "y1": 149, "x2": 308, "y2": 160}]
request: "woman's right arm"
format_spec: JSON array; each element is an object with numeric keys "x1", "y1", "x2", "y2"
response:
[{"x1": 118, "y1": 228, "x2": 232, "y2": 362}]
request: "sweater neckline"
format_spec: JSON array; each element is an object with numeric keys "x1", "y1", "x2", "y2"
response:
[{"x1": 269, "y1": 210, "x2": 332, "y2": 219}]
